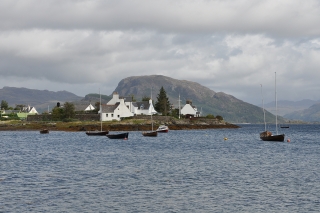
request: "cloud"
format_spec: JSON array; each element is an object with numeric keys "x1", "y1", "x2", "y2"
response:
[{"x1": 0, "y1": 0, "x2": 320, "y2": 104}]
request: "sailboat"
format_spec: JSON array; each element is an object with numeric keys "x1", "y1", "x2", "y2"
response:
[
  {"x1": 260, "y1": 72, "x2": 285, "y2": 142},
  {"x1": 86, "y1": 89, "x2": 109, "y2": 136},
  {"x1": 142, "y1": 90, "x2": 158, "y2": 137}
]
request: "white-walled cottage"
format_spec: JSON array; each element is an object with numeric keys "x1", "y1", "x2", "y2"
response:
[
  {"x1": 132, "y1": 99, "x2": 157, "y2": 115},
  {"x1": 181, "y1": 100, "x2": 200, "y2": 117},
  {"x1": 101, "y1": 99, "x2": 134, "y2": 121}
]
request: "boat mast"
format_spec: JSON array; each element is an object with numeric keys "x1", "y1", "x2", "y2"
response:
[
  {"x1": 261, "y1": 84, "x2": 266, "y2": 131},
  {"x1": 151, "y1": 87, "x2": 153, "y2": 131},
  {"x1": 275, "y1": 72, "x2": 278, "y2": 135},
  {"x1": 100, "y1": 88, "x2": 102, "y2": 131},
  {"x1": 178, "y1": 93, "x2": 181, "y2": 119}
]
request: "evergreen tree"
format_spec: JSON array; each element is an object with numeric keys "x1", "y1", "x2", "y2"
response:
[
  {"x1": 1, "y1": 100, "x2": 9, "y2": 110},
  {"x1": 155, "y1": 87, "x2": 171, "y2": 115},
  {"x1": 63, "y1": 102, "x2": 75, "y2": 119}
]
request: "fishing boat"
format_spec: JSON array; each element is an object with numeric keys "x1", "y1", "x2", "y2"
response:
[
  {"x1": 40, "y1": 129, "x2": 49, "y2": 134},
  {"x1": 156, "y1": 125, "x2": 169, "y2": 133},
  {"x1": 106, "y1": 132, "x2": 129, "y2": 139},
  {"x1": 260, "y1": 72, "x2": 285, "y2": 142},
  {"x1": 86, "y1": 89, "x2": 108, "y2": 136}
]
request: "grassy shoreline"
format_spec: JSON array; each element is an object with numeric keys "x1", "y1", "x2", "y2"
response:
[{"x1": 0, "y1": 119, "x2": 240, "y2": 132}]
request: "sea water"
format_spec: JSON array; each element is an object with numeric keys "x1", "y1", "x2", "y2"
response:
[{"x1": 0, "y1": 124, "x2": 319, "y2": 212}]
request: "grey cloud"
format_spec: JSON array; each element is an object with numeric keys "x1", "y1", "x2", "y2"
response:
[
  {"x1": 1, "y1": 0, "x2": 320, "y2": 105},
  {"x1": 1, "y1": 0, "x2": 320, "y2": 37}
]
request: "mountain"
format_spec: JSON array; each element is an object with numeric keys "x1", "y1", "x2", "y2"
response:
[
  {"x1": 0, "y1": 86, "x2": 83, "y2": 113},
  {"x1": 264, "y1": 99, "x2": 320, "y2": 116},
  {"x1": 113, "y1": 75, "x2": 286, "y2": 123},
  {"x1": 284, "y1": 103, "x2": 320, "y2": 122}
]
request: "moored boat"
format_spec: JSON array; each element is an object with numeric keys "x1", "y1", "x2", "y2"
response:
[
  {"x1": 156, "y1": 125, "x2": 169, "y2": 133},
  {"x1": 259, "y1": 73, "x2": 285, "y2": 142},
  {"x1": 106, "y1": 132, "x2": 129, "y2": 139},
  {"x1": 142, "y1": 131, "x2": 158, "y2": 137},
  {"x1": 40, "y1": 129, "x2": 49, "y2": 134},
  {"x1": 260, "y1": 131, "x2": 285, "y2": 142},
  {"x1": 86, "y1": 130, "x2": 109, "y2": 136},
  {"x1": 86, "y1": 89, "x2": 108, "y2": 136}
]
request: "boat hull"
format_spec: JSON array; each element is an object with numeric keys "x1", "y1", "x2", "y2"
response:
[
  {"x1": 260, "y1": 134, "x2": 285, "y2": 142},
  {"x1": 156, "y1": 125, "x2": 169, "y2": 133},
  {"x1": 86, "y1": 131, "x2": 109, "y2": 136},
  {"x1": 142, "y1": 131, "x2": 158, "y2": 137},
  {"x1": 40, "y1": 129, "x2": 49, "y2": 134},
  {"x1": 106, "y1": 132, "x2": 129, "y2": 139}
]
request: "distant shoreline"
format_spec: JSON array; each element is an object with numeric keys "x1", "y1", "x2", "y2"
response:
[{"x1": 0, "y1": 120, "x2": 240, "y2": 132}]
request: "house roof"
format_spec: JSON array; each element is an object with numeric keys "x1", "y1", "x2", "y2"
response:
[
  {"x1": 101, "y1": 105, "x2": 118, "y2": 113},
  {"x1": 135, "y1": 101, "x2": 150, "y2": 110},
  {"x1": 72, "y1": 102, "x2": 95, "y2": 111},
  {"x1": 122, "y1": 96, "x2": 134, "y2": 102}
]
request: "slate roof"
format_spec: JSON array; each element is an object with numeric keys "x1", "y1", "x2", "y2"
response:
[
  {"x1": 101, "y1": 104, "x2": 118, "y2": 113},
  {"x1": 135, "y1": 101, "x2": 150, "y2": 110},
  {"x1": 73, "y1": 103, "x2": 94, "y2": 111}
]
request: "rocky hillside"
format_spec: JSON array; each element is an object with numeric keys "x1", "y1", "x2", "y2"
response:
[
  {"x1": 0, "y1": 86, "x2": 83, "y2": 112},
  {"x1": 284, "y1": 103, "x2": 320, "y2": 122},
  {"x1": 114, "y1": 75, "x2": 286, "y2": 123}
]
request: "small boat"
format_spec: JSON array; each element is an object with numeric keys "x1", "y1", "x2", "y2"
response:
[
  {"x1": 280, "y1": 126, "x2": 289, "y2": 128},
  {"x1": 40, "y1": 129, "x2": 49, "y2": 134},
  {"x1": 259, "y1": 73, "x2": 285, "y2": 142},
  {"x1": 106, "y1": 132, "x2": 129, "y2": 139},
  {"x1": 86, "y1": 89, "x2": 108, "y2": 136},
  {"x1": 142, "y1": 131, "x2": 158, "y2": 137},
  {"x1": 260, "y1": 131, "x2": 285, "y2": 142},
  {"x1": 86, "y1": 130, "x2": 109, "y2": 136},
  {"x1": 142, "y1": 89, "x2": 158, "y2": 137},
  {"x1": 156, "y1": 125, "x2": 169, "y2": 133}
]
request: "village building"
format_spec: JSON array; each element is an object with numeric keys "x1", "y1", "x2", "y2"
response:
[
  {"x1": 180, "y1": 100, "x2": 200, "y2": 118},
  {"x1": 99, "y1": 92, "x2": 158, "y2": 121},
  {"x1": 101, "y1": 99, "x2": 134, "y2": 121},
  {"x1": 73, "y1": 102, "x2": 96, "y2": 112}
]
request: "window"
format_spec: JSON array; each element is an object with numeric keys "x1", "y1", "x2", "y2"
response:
[
  {"x1": 117, "y1": 115, "x2": 120, "y2": 118},
  {"x1": 106, "y1": 114, "x2": 108, "y2": 117},
  {"x1": 111, "y1": 114, "x2": 113, "y2": 117}
]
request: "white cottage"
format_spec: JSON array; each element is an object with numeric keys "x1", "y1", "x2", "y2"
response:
[
  {"x1": 107, "y1": 92, "x2": 121, "y2": 105},
  {"x1": 181, "y1": 100, "x2": 200, "y2": 117},
  {"x1": 22, "y1": 105, "x2": 39, "y2": 114},
  {"x1": 84, "y1": 103, "x2": 95, "y2": 111},
  {"x1": 132, "y1": 99, "x2": 157, "y2": 115},
  {"x1": 101, "y1": 99, "x2": 134, "y2": 121}
]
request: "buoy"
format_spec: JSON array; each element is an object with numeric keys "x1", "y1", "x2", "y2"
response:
[
  {"x1": 287, "y1": 138, "x2": 290, "y2": 142},
  {"x1": 224, "y1": 137, "x2": 228, "y2": 140}
]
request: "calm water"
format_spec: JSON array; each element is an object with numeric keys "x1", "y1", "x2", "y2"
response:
[{"x1": 1, "y1": 124, "x2": 320, "y2": 212}]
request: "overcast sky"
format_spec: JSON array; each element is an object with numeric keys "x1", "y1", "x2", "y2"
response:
[{"x1": 1, "y1": 0, "x2": 320, "y2": 105}]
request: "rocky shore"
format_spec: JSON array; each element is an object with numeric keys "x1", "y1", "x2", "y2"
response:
[{"x1": 0, "y1": 118, "x2": 240, "y2": 132}]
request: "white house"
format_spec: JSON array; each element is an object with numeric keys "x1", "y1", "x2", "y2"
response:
[
  {"x1": 132, "y1": 99, "x2": 157, "y2": 115},
  {"x1": 101, "y1": 99, "x2": 134, "y2": 121},
  {"x1": 107, "y1": 92, "x2": 157, "y2": 116},
  {"x1": 73, "y1": 102, "x2": 96, "y2": 112},
  {"x1": 22, "y1": 105, "x2": 39, "y2": 114},
  {"x1": 181, "y1": 100, "x2": 200, "y2": 117},
  {"x1": 107, "y1": 92, "x2": 121, "y2": 105},
  {"x1": 84, "y1": 103, "x2": 95, "y2": 111}
]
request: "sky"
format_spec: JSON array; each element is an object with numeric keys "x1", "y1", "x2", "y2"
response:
[{"x1": 1, "y1": 0, "x2": 320, "y2": 105}]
